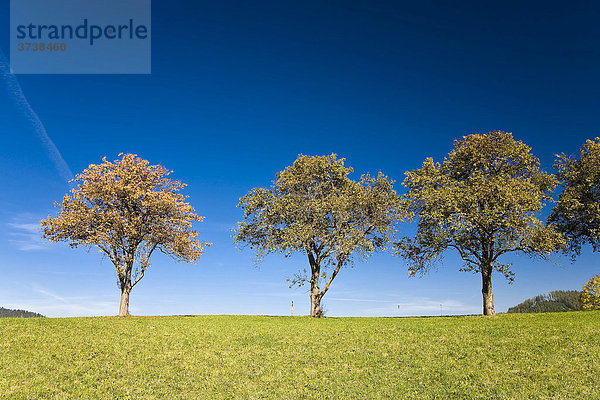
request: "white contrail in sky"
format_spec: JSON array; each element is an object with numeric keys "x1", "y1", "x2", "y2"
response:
[{"x1": 0, "y1": 50, "x2": 73, "y2": 183}]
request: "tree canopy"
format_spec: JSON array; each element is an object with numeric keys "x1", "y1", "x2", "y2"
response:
[
  {"x1": 234, "y1": 154, "x2": 405, "y2": 317},
  {"x1": 581, "y1": 274, "x2": 600, "y2": 310},
  {"x1": 398, "y1": 131, "x2": 564, "y2": 316},
  {"x1": 41, "y1": 153, "x2": 210, "y2": 316},
  {"x1": 549, "y1": 138, "x2": 600, "y2": 256}
]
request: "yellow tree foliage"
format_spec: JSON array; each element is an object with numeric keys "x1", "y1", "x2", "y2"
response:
[
  {"x1": 234, "y1": 154, "x2": 406, "y2": 317},
  {"x1": 41, "y1": 153, "x2": 210, "y2": 316},
  {"x1": 399, "y1": 132, "x2": 565, "y2": 316},
  {"x1": 549, "y1": 138, "x2": 600, "y2": 256},
  {"x1": 581, "y1": 274, "x2": 600, "y2": 310}
]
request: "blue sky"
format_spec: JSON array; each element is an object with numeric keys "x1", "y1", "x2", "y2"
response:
[{"x1": 1, "y1": 1, "x2": 599, "y2": 317}]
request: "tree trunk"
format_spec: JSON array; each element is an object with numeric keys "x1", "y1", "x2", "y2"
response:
[
  {"x1": 307, "y1": 252, "x2": 323, "y2": 318},
  {"x1": 481, "y1": 265, "x2": 495, "y2": 317},
  {"x1": 118, "y1": 285, "x2": 131, "y2": 317},
  {"x1": 309, "y1": 269, "x2": 322, "y2": 317},
  {"x1": 310, "y1": 291, "x2": 322, "y2": 318}
]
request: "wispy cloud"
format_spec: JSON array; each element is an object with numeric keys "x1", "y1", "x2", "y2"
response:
[
  {"x1": 5, "y1": 285, "x2": 118, "y2": 317},
  {"x1": 0, "y1": 50, "x2": 73, "y2": 182},
  {"x1": 361, "y1": 297, "x2": 480, "y2": 317},
  {"x1": 11, "y1": 299, "x2": 116, "y2": 318},
  {"x1": 324, "y1": 292, "x2": 480, "y2": 317},
  {"x1": 7, "y1": 222, "x2": 47, "y2": 251},
  {"x1": 34, "y1": 287, "x2": 68, "y2": 303},
  {"x1": 327, "y1": 296, "x2": 393, "y2": 303}
]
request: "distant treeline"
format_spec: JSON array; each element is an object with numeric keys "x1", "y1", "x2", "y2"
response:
[
  {"x1": 507, "y1": 290, "x2": 581, "y2": 313},
  {"x1": 0, "y1": 307, "x2": 45, "y2": 318}
]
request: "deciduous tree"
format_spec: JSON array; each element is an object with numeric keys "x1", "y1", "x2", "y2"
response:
[
  {"x1": 549, "y1": 138, "x2": 600, "y2": 256},
  {"x1": 581, "y1": 274, "x2": 600, "y2": 310},
  {"x1": 41, "y1": 153, "x2": 209, "y2": 316},
  {"x1": 234, "y1": 154, "x2": 405, "y2": 317},
  {"x1": 398, "y1": 132, "x2": 564, "y2": 316}
]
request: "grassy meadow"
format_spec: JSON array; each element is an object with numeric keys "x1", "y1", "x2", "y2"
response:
[{"x1": 0, "y1": 311, "x2": 598, "y2": 399}]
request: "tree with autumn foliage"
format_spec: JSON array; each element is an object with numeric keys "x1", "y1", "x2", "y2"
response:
[
  {"x1": 549, "y1": 138, "x2": 600, "y2": 256},
  {"x1": 581, "y1": 274, "x2": 600, "y2": 310},
  {"x1": 549, "y1": 139, "x2": 600, "y2": 312},
  {"x1": 41, "y1": 154, "x2": 210, "y2": 316},
  {"x1": 234, "y1": 154, "x2": 405, "y2": 317},
  {"x1": 398, "y1": 132, "x2": 565, "y2": 316}
]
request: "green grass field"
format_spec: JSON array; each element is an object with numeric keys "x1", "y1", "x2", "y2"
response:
[{"x1": 1, "y1": 311, "x2": 598, "y2": 399}]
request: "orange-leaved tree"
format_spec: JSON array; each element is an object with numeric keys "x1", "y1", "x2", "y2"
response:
[{"x1": 41, "y1": 153, "x2": 210, "y2": 316}]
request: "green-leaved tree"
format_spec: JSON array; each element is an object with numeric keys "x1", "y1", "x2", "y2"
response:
[
  {"x1": 234, "y1": 154, "x2": 405, "y2": 317},
  {"x1": 398, "y1": 132, "x2": 564, "y2": 316},
  {"x1": 549, "y1": 138, "x2": 600, "y2": 256}
]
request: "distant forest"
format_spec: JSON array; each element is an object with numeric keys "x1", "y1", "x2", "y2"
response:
[
  {"x1": 0, "y1": 307, "x2": 45, "y2": 318},
  {"x1": 508, "y1": 290, "x2": 581, "y2": 313}
]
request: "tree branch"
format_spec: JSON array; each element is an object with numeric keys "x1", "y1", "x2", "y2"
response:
[
  {"x1": 319, "y1": 256, "x2": 344, "y2": 298},
  {"x1": 449, "y1": 243, "x2": 480, "y2": 265},
  {"x1": 493, "y1": 246, "x2": 525, "y2": 260},
  {"x1": 130, "y1": 268, "x2": 145, "y2": 289},
  {"x1": 131, "y1": 242, "x2": 158, "y2": 289},
  {"x1": 319, "y1": 225, "x2": 374, "y2": 298}
]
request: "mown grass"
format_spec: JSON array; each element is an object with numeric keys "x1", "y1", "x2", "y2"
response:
[{"x1": 0, "y1": 311, "x2": 598, "y2": 399}]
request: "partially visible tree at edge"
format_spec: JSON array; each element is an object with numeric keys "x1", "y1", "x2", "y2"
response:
[
  {"x1": 549, "y1": 138, "x2": 600, "y2": 257},
  {"x1": 581, "y1": 274, "x2": 600, "y2": 310}
]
